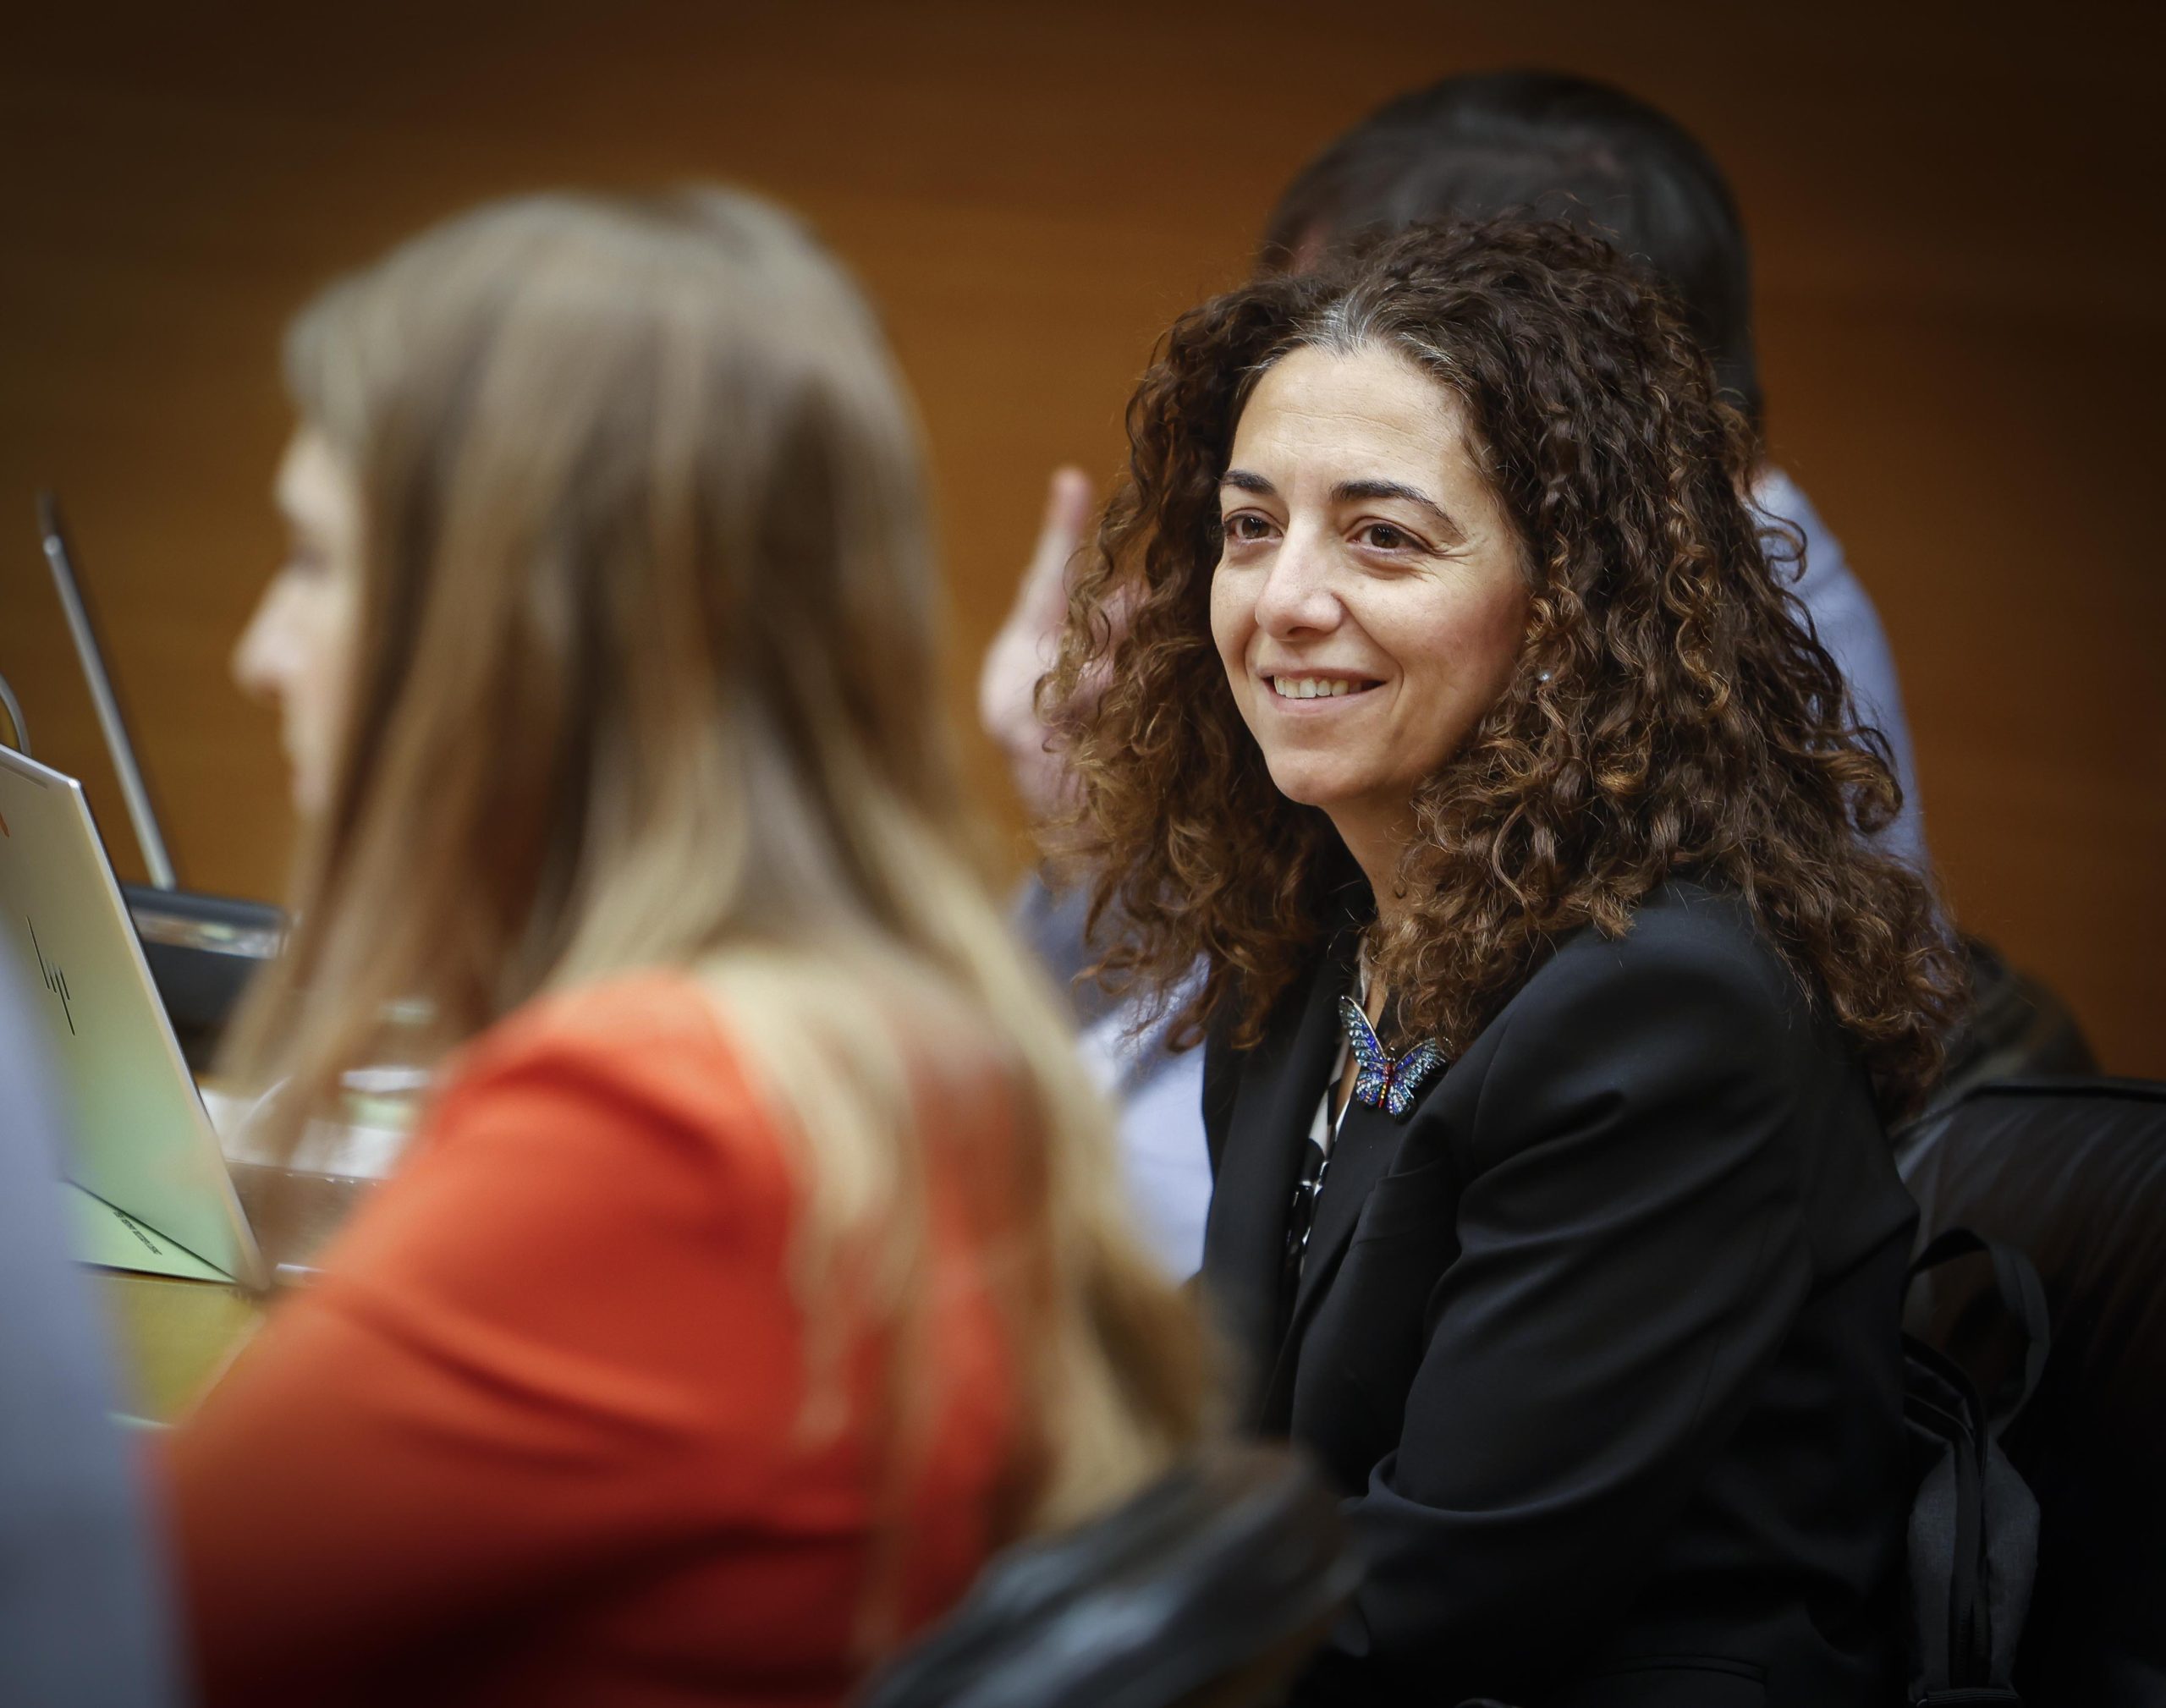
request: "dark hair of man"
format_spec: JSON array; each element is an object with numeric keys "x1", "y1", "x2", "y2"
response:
[
  {"x1": 1261, "y1": 70, "x2": 1763, "y2": 431},
  {"x1": 1048, "y1": 220, "x2": 1962, "y2": 1118}
]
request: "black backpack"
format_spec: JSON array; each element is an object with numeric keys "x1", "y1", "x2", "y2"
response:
[{"x1": 1897, "y1": 1077, "x2": 2166, "y2": 1702}]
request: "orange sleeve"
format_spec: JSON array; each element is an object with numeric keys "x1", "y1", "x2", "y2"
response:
[{"x1": 164, "y1": 981, "x2": 810, "y2": 1703}]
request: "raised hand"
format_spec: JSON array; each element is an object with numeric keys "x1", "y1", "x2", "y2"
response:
[{"x1": 978, "y1": 466, "x2": 1095, "y2": 822}]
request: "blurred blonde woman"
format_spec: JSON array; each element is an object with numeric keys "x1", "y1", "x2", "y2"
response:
[{"x1": 168, "y1": 188, "x2": 1207, "y2": 1708}]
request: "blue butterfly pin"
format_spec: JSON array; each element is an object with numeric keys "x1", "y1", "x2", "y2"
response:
[{"x1": 1339, "y1": 995, "x2": 1447, "y2": 1118}]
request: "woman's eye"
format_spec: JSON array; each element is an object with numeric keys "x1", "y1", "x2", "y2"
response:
[
  {"x1": 1223, "y1": 513, "x2": 1275, "y2": 543},
  {"x1": 1358, "y1": 522, "x2": 1418, "y2": 552}
]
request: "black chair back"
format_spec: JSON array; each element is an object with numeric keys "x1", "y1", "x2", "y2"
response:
[{"x1": 858, "y1": 1445, "x2": 1357, "y2": 1708}]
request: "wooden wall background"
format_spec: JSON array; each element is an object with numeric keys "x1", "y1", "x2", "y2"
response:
[{"x1": 3, "y1": 1, "x2": 2160, "y2": 1073}]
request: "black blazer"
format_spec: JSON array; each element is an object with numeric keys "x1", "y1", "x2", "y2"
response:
[{"x1": 1201, "y1": 879, "x2": 1917, "y2": 1708}]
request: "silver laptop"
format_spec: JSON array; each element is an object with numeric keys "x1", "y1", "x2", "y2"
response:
[{"x1": 0, "y1": 744, "x2": 268, "y2": 1289}]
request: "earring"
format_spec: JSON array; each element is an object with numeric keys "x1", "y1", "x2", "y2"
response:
[{"x1": 1537, "y1": 669, "x2": 1553, "y2": 684}]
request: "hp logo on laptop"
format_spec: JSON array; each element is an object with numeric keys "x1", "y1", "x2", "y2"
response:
[{"x1": 25, "y1": 915, "x2": 76, "y2": 1036}]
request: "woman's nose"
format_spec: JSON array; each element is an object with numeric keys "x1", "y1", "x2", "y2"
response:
[
  {"x1": 1251, "y1": 533, "x2": 1340, "y2": 637},
  {"x1": 232, "y1": 581, "x2": 291, "y2": 705}
]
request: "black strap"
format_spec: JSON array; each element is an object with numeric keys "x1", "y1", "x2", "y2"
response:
[
  {"x1": 1908, "y1": 1228, "x2": 2051, "y2": 1431},
  {"x1": 1278, "y1": 1138, "x2": 1328, "y2": 1343},
  {"x1": 1905, "y1": 1337, "x2": 1991, "y2": 1686},
  {"x1": 1903, "y1": 1227, "x2": 2049, "y2": 1698}
]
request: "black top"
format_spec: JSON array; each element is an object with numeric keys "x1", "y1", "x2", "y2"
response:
[{"x1": 1200, "y1": 879, "x2": 1917, "y2": 1706}]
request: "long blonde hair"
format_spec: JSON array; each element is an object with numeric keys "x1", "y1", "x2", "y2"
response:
[{"x1": 225, "y1": 187, "x2": 1207, "y2": 1538}]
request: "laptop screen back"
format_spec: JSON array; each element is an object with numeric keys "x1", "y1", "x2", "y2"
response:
[{"x1": 0, "y1": 746, "x2": 266, "y2": 1288}]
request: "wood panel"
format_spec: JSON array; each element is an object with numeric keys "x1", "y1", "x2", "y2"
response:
[{"x1": 3, "y1": 0, "x2": 2159, "y2": 1070}]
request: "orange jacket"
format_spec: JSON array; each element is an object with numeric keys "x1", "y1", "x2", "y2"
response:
[{"x1": 166, "y1": 972, "x2": 1017, "y2": 1707}]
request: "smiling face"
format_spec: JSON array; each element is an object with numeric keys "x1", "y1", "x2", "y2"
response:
[
  {"x1": 232, "y1": 427, "x2": 364, "y2": 819},
  {"x1": 1209, "y1": 342, "x2": 1530, "y2": 881}
]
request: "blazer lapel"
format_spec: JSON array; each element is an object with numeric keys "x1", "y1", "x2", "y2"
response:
[
  {"x1": 1200, "y1": 931, "x2": 1356, "y2": 1414},
  {"x1": 1259, "y1": 1096, "x2": 1402, "y2": 1427}
]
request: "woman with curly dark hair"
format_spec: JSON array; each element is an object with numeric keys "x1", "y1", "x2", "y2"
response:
[{"x1": 1048, "y1": 219, "x2": 1965, "y2": 1706}]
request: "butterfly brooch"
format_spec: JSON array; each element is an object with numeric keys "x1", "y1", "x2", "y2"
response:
[{"x1": 1339, "y1": 995, "x2": 1447, "y2": 1118}]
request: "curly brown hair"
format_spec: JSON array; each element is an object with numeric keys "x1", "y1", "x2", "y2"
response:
[{"x1": 1048, "y1": 219, "x2": 1963, "y2": 1118}]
